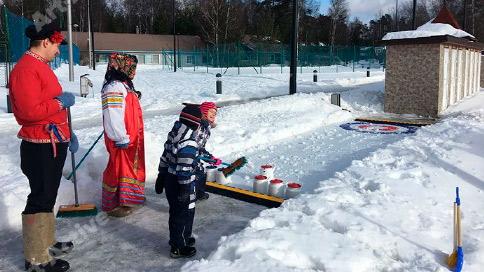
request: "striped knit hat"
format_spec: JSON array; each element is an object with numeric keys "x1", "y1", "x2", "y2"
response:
[
  {"x1": 179, "y1": 105, "x2": 202, "y2": 130},
  {"x1": 200, "y1": 102, "x2": 217, "y2": 117}
]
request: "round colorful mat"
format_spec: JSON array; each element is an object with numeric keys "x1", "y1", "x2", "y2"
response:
[{"x1": 340, "y1": 122, "x2": 418, "y2": 134}]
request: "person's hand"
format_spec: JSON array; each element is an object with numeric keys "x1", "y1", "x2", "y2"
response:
[
  {"x1": 56, "y1": 93, "x2": 75, "y2": 108},
  {"x1": 115, "y1": 141, "x2": 129, "y2": 149},
  {"x1": 177, "y1": 184, "x2": 191, "y2": 203},
  {"x1": 155, "y1": 173, "x2": 165, "y2": 194},
  {"x1": 68, "y1": 132, "x2": 79, "y2": 153},
  {"x1": 210, "y1": 156, "x2": 222, "y2": 166}
]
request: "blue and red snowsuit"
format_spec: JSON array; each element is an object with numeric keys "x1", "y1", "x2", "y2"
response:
[
  {"x1": 158, "y1": 121, "x2": 199, "y2": 248},
  {"x1": 195, "y1": 120, "x2": 213, "y2": 199}
]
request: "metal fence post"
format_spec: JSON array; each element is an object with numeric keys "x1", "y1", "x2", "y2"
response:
[
  {"x1": 281, "y1": 44, "x2": 284, "y2": 74},
  {"x1": 300, "y1": 45, "x2": 303, "y2": 74},
  {"x1": 216, "y1": 73, "x2": 222, "y2": 94},
  {"x1": 353, "y1": 45, "x2": 356, "y2": 72},
  {"x1": 206, "y1": 45, "x2": 209, "y2": 73},
  {"x1": 6, "y1": 94, "x2": 12, "y2": 113},
  {"x1": 237, "y1": 40, "x2": 241, "y2": 75}
]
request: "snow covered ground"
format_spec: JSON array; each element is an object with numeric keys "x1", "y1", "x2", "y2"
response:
[{"x1": 0, "y1": 64, "x2": 483, "y2": 272}]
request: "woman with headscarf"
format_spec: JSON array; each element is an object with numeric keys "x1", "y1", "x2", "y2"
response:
[{"x1": 101, "y1": 53, "x2": 145, "y2": 217}]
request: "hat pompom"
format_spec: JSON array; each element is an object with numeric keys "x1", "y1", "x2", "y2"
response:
[{"x1": 179, "y1": 105, "x2": 202, "y2": 130}]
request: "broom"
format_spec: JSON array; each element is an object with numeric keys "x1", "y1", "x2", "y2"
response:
[
  {"x1": 66, "y1": 131, "x2": 104, "y2": 180},
  {"x1": 57, "y1": 108, "x2": 98, "y2": 218},
  {"x1": 446, "y1": 187, "x2": 464, "y2": 271},
  {"x1": 222, "y1": 157, "x2": 247, "y2": 177},
  {"x1": 198, "y1": 156, "x2": 247, "y2": 177},
  {"x1": 446, "y1": 191, "x2": 458, "y2": 267}
]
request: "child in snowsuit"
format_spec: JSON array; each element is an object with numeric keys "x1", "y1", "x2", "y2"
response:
[
  {"x1": 194, "y1": 102, "x2": 221, "y2": 201},
  {"x1": 155, "y1": 105, "x2": 201, "y2": 258}
]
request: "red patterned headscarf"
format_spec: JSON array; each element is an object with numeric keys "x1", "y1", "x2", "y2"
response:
[{"x1": 107, "y1": 53, "x2": 138, "y2": 79}]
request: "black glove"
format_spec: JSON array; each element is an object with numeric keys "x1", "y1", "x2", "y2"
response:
[
  {"x1": 155, "y1": 172, "x2": 165, "y2": 194},
  {"x1": 177, "y1": 184, "x2": 191, "y2": 203}
]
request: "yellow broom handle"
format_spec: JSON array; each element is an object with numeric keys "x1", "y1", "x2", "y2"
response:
[
  {"x1": 453, "y1": 202, "x2": 457, "y2": 250},
  {"x1": 457, "y1": 205, "x2": 462, "y2": 247}
]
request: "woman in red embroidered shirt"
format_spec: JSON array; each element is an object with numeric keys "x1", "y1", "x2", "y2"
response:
[
  {"x1": 9, "y1": 24, "x2": 77, "y2": 272},
  {"x1": 101, "y1": 53, "x2": 146, "y2": 217}
]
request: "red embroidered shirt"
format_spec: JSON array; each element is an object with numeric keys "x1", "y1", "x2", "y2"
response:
[{"x1": 9, "y1": 51, "x2": 70, "y2": 143}]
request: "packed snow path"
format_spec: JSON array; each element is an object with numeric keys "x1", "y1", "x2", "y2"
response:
[
  {"x1": 0, "y1": 193, "x2": 266, "y2": 272},
  {"x1": 0, "y1": 122, "x2": 411, "y2": 272}
]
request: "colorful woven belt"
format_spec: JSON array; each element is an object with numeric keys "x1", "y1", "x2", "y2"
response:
[{"x1": 45, "y1": 122, "x2": 68, "y2": 157}]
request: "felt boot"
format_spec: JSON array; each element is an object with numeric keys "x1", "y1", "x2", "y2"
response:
[
  {"x1": 47, "y1": 212, "x2": 74, "y2": 258},
  {"x1": 22, "y1": 213, "x2": 70, "y2": 272},
  {"x1": 106, "y1": 206, "x2": 133, "y2": 217}
]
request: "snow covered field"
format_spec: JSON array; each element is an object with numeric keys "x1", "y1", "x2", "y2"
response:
[{"x1": 0, "y1": 64, "x2": 482, "y2": 271}]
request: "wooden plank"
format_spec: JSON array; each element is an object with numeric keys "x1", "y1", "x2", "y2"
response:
[{"x1": 206, "y1": 181, "x2": 284, "y2": 208}]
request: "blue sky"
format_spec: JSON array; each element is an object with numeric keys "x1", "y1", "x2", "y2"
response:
[{"x1": 318, "y1": 0, "x2": 410, "y2": 24}]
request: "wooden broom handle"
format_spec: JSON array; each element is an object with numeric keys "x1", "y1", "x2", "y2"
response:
[
  {"x1": 457, "y1": 205, "x2": 462, "y2": 247},
  {"x1": 453, "y1": 202, "x2": 458, "y2": 250}
]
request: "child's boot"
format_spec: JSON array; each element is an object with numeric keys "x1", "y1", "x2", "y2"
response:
[
  {"x1": 186, "y1": 237, "x2": 196, "y2": 247},
  {"x1": 170, "y1": 246, "x2": 196, "y2": 259}
]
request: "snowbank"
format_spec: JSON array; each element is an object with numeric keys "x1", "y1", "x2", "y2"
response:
[
  {"x1": 1, "y1": 63, "x2": 483, "y2": 271},
  {"x1": 383, "y1": 21, "x2": 474, "y2": 40},
  {"x1": 183, "y1": 92, "x2": 484, "y2": 272}
]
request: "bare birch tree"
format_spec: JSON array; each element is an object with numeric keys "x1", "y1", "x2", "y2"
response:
[
  {"x1": 194, "y1": 0, "x2": 238, "y2": 67},
  {"x1": 328, "y1": 0, "x2": 348, "y2": 62}
]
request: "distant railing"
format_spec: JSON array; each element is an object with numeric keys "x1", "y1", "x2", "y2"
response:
[{"x1": 92, "y1": 44, "x2": 386, "y2": 75}]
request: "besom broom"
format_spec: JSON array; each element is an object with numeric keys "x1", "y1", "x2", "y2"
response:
[{"x1": 57, "y1": 108, "x2": 98, "y2": 218}]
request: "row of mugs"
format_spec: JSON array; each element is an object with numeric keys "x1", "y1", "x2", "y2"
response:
[{"x1": 253, "y1": 175, "x2": 301, "y2": 199}]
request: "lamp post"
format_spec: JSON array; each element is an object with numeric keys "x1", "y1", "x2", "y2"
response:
[
  {"x1": 67, "y1": 0, "x2": 74, "y2": 81},
  {"x1": 73, "y1": 23, "x2": 78, "y2": 45},
  {"x1": 177, "y1": 33, "x2": 181, "y2": 69},
  {"x1": 173, "y1": 0, "x2": 177, "y2": 72},
  {"x1": 289, "y1": 0, "x2": 298, "y2": 95},
  {"x1": 412, "y1": 0, "x2": 417, "y2": 30},
  {"x1": 88, "y1": 0, "x2": 95, "y2": 70}
]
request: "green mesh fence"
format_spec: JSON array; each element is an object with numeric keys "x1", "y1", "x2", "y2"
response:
[
  {"x1": 158, "y1": 43, "x2": 385, "y2": 74},
  {"x1": 0, "y1": 42, "x2": 9, "y2": 87},
  {"x1": 3, "y1": 7, "x2": 80, "y2": 70}
]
